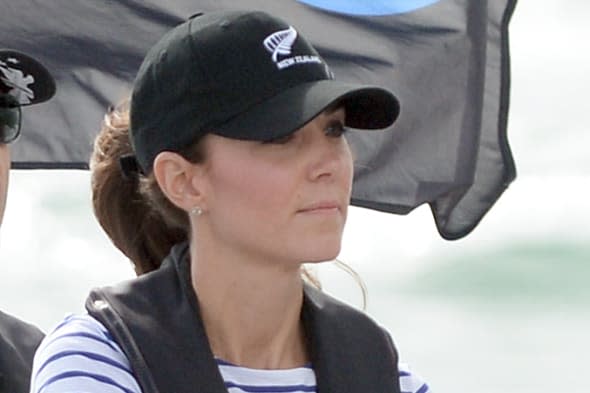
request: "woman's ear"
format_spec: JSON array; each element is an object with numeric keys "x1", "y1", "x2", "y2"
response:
[{"x1": 152, "y1": 151, "x2": 205, "y2": 212}]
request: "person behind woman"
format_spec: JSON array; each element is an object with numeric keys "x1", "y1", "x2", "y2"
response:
[
  {"x1": 31, "y1": 10, "x2": 431, "y2": 393},
  {"x1": 0, "y1": 49, "x2": 55, "y2": 393}
]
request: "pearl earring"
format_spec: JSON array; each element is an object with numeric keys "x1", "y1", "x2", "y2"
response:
[{"x1": 190, "y1": 206, "x2": 203, "y2": 216}]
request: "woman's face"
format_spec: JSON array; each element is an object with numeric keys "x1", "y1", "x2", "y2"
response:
[{"x1": 199, "y1": 107, "x2": 353, "y2": 266}]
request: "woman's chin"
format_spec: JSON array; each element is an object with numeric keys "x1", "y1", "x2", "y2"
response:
[{"x1": 298, "y1": 241, "x2": 342, "y2": 264}]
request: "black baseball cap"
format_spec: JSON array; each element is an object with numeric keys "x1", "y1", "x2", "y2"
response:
[
  {"x1": 130, "y1": 10, "x2": 400, "y2": 173},
  {"x1": 0, "y1": 50, "x2": 56, "y2": 143}
]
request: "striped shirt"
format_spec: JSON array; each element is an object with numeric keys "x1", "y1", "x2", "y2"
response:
[{"x1": 31, "y1": 314, "x2": 431, "y2": 393}]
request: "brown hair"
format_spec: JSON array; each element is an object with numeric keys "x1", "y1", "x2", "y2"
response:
[{"x1": 90, "y1": 101, "x2": 205, "y2": 274}]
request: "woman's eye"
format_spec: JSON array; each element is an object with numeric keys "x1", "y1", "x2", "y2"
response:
[{"x1": 325, "y1": 121, "x2": 347, "y2": 137}]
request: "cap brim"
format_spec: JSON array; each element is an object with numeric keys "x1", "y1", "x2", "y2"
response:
[
  {"x1": 0, "y1": 49, "x2": 56, "y2": 106},
  {"x1": 213, "y1": 80, "x2": 400, "y2": 141}
]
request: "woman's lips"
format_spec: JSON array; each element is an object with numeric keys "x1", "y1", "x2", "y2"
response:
[{"x1": 297, "y1": 201, "x2": 341, "y2": 214}]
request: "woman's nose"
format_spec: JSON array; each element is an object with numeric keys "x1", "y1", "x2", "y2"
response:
[{"x1": 307, "y1": 129, "x2": 351, "y2": 182}]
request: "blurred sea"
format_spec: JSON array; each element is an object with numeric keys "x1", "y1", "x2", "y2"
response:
[{"x1": 0, "y1": 1, "x2": 589, "y2": 392}]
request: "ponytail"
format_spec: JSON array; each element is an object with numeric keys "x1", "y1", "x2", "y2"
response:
[{"x1": 90, "y1": 101, "x2": 201, "y2": 275}]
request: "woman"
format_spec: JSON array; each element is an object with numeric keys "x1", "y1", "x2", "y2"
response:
[{"x1": 31, "y1": 10, "x2": 430, "y2": 393}]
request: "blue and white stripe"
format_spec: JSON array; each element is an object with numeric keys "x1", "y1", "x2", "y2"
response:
[
  {"x1": 217, "y1": 358, "x2": 316, "y2": 393},
  {"x1": 31, "y1": 314, "x2": 431, "y2": 393},
  {"x1": 31, "y1": 314, "x2": 140, "y2": 393},
  {"x1": 399, "y1": 363, "x2": 430, "y2": 393}
]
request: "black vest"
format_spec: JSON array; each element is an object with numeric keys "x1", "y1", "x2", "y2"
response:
[
  {"x1": 0, "y1": 311, "x2": 44, "y2": 393},
  {"x1": 86, "y1": 243, "x2": 401, "y2": 393}
]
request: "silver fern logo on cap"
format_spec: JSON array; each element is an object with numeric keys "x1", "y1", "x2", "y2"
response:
[
  {"x1": 263, "y1": 26, "x2": 298, "y2": 62},
  {"x1": 0, "y1": 57, "x2": 36, "y2": 104},
  {"x1": 263, "y1": 26, "x2": 322, "y2": 70}
]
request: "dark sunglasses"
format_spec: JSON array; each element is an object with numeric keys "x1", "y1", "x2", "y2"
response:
[{"x1": 0, "y1": 94, "x2": 22, "y2": 144}]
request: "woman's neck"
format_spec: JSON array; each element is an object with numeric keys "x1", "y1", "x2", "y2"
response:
[{"x1": 190, "y1": 241, "x2": 309, "y2": 370}]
